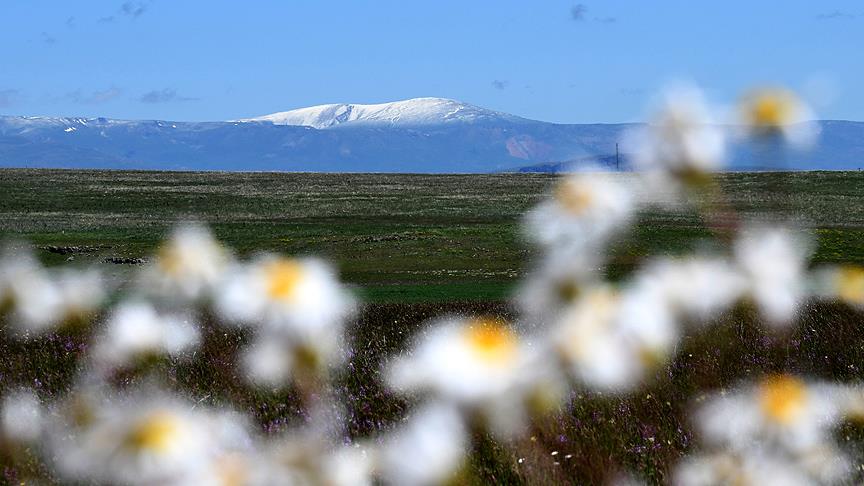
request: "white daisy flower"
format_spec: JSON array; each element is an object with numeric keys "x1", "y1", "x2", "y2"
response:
[
  {"x1": 0, "y1": 246, "x2": 65, "y2": 332},
  {"x1": 734, "y1": 226, "x2": 810, "y2": 326},
  {"x1": 139, "y1": 224, "x2": 231, "y2": 303},
  {"x1": 92, "y1": 301, "x2": 200, "y2": 372},
  {"x1": 0, "y1": 246, "x2": 106, "y2": 334},
  {"x1": 681, "y1": 376, "x2": 858, "y2": 485},
  {"x1": 386, "y1": 316, "x2": 544, "y2": 437},
  {"x1": 635, "y1": 257, "x2": 746, "y2": 322},
  {"x1": 739, "y1": 87, "x2": 817, "y2": 148},
  {"x1": 674, "y1": 449, "x2": 827, "y2": 486},
  {"x1": 515, "y1": 249, "x2": 602, "y2": 327},
  {"x1": 215, "y1": 255, "x2": 354, "y2": 340},
  {"x1": 54, "y1": 267, "x2": 107, "y2": 323},
  {"x1": 627, "y1": 85, "x2": 727, "y2": 178},
  {"x1": 1, "y1": 389, "x2": 44, "y2": 444},
  {"x1": 323, "y1": 444, "x2": 376, "y2": 486},
  {"x1": 193, "y1": 451, "x2": 262, "y2": 486},
  {"x1": 249, "y1": 429, "x2": 375, "y2": 486},
  {"x1": 812, "y1": 264, "x2": 864, "y2": 309},
  {"x1": 215, "y1": 255, "x2": 352, "y2": 386},
  {"x1": 48, "y1": 393, "x2": 252, "y2": 485},
  {"x1": 551, "y1": 285, "x2": 678, "y2": 391},
  {"x1": 524, "y1": 171, "x2": 635, "y2": 253},
  {"x1": 240, "y1": 337, "x2": 296, "y2": 387},
  {"x1": 240, "y1": 330, "x2": 343, "y2": 387},
  {"x1": 695, "y1": 375, "x2": 844, "y2": 454},
  {"x1": 379, "y1": 402, "x2": 467, "y2": 486}
]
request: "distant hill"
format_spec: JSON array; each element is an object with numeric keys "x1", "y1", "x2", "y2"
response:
[{"x1": 1, "y1": 99, "x2": 862, "y2": 172}]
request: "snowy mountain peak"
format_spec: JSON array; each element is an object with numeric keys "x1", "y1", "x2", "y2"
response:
[{"x1": 239, "y1": 97, "x2": 530, "y2": 129}]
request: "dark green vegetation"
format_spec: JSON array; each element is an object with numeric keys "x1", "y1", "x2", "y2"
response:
[
  {"x1": 4, "y1": 301, "x2": 864, "y2": 484},
  {"x1": 2, "y1": 169, "x2": 864, "y2": 484},
  {"x1": 2, "y1": 169, "x2": 864, "y2": 301}
]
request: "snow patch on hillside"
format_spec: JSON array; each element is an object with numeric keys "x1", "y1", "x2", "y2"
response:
[{"x1": 239, "y1": 97, "x2": 531, "y2": 129}]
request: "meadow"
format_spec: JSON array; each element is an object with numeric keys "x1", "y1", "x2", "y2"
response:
[
  {"x1": 2, "y1": 169, "x2": 863, "y2": 300},
  {"x1": 2, "y1": 169, "x2": 864, "y2": 484}
]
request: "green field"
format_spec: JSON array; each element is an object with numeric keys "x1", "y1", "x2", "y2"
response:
[
  {"x1": 3, "y1": 169, "x2": 864, "y2": 484},
  {"x1": 2, "y1": 169, "x2": 863, "y2": 302}
]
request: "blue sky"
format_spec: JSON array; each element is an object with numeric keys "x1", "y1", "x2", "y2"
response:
[{"x1": 1, "y1": 0, "x2": 863, "y2": 123}]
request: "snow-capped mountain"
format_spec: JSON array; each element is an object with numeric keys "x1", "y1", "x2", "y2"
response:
[
  {"x1": 1, "y1": 100, "x2": 863, "y2": 172},
  {"x1": 239, "y1": 97, "x2": 531, "y2": 129}
]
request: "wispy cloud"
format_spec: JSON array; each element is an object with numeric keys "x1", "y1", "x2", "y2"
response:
[
  {"x1": 100, "y1": 1, "x2": 149, "y2": 23},
  {"x1": 570, "y1": 4, "x2": 617, "y2": 24},
  {"x1": 121, "y1": 1, "x2": 148, "y2": 18},
  {"x1": 571, "y1": 4, "x2": 588, "y2": 21},
  {"x1": 0, "y1": 89, "x2": 21, "y2": 108},
  {"x1": 138, "y1": 89, "x2": 199, "y2": 104},
  {"x1": 64, "y1": 87, "x2": 123, "y2": 105},
  {"x1": 491, "y1": 80, "x2": 509, "y2": 90},
  {"x1": 41, "y1": 32, "x2": 57, "y2": 45},
  {"x1": 816, "y1": 10, "x2": 859, "y2": 20}
]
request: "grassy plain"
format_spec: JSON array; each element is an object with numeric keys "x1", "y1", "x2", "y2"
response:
[
  {"x1": 1, "y1": 169, "x2": 863, "y2": 301},
  {"x1": 1, "y1": 169, "x2": 864, "y2": 484}
]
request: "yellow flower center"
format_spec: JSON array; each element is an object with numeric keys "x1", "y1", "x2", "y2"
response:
[
  {"x1": 264, "y1": 259, "x2": 304, "y2": 301},
  {"x1": 464, "y1": 318, "x2": 518, "y2": 365},
  {"x1": 554, "y1": 178, "x2": 594, "y2": 215},
  {"x1": 758, "y1": 375, "x2": 807, "y2": 424},
  {"x1": 125, "y1": 411, "x2": 181, "y2": 454},
  {"x1": 744, "y1": 90, "x2": 797, "y2": 129},
  {"x1": 836, "y1": 266, "x2": 864, "y2": 305}
]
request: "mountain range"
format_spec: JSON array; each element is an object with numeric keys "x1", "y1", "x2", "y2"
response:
[{"x1": 1, "y1": 97, "x2": 863, "y2": 172}]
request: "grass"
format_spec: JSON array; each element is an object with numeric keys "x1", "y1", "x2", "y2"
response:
[
  {"x1": 2, "y1": 169, "x2": 864, "y2": 483},
  {"x1": 2, "y1": 169, "x2": 864, "y2": 301}
]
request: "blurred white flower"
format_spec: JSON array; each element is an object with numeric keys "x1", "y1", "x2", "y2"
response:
[
  {"x1": 515, "y1": 249, "x2": 601, "y2": 327},
  {"x1": 674, "y1": 449, "x2": 822, "y2": 486},
  {"x1": 249, "y1": 429, "x2": 374, "y2": 485},
  {"x1": 54, "y1": 267, "x2": 106, "y2": 322},
  {"x1": 386, "y1": 316, "x2": 543, "y2": 437},
  {"x1": 734, "y1": 226, "x2": 810, "y2": 326},
  {"x1": 48, "y1": 392, "x2": 253, "y2": 485},
  {"x1": 812, "y1": 264, "x2": 864, "y2": 309},
  {"x1": 826, "y1": 383, "x2": 864, "y2": 422},
  {"x1": 635, "y1": 257, "x2": 746, "y2": 322},
  {"x1": 524, "y1": 171, "x2": 635, "y2": 252},
  {"x1": 1, "y1": 389, "x2": 44, "y2": 443},
  {"x1": 379, "y1": 402, "x2": 467, "y2": 486},
  {"x1": 682, "y1": 375, "x2": 857, "y2": 485},
  {"x1": 92, "y1": 301, "x2": 200, "y2": 371},
  {"x1": 240, "y1": 332, "x2": 343, "y2": 387},
  {"x1": 739, "y1": 87, "x2": 817, "y2": 148},
  {"x1": 215, "y1": 255, "x2": 354, "y2": 339},
  {"x1": 552, "y1": 285, "x2": 677, "y2": 391},
  {"x1": 0, "y1": 246, "x2": 105, "y2": 333},
  {"x1": 216, "y1": 255, "x2": 353, "y2": 386},
  {"x1": 194, "y1": 451, "x2": 261, "y2": 486},
  {"x1": 241, "y1": 337, "x2": 296, "y2": 387},
  {"x1": 324, "y1": 444, "x2": 376, "y2": 486},
  {"x1": 0, "y1": 246, "x2": 64, "y2": 332},
  {"x1": 628, "y1": 85, "x2": 727, "y2": 178},
  {"x1": 139, "y1": 224, "x2": 231, "y2": 303},
  {"x1": 695, "y1": 375, "x2": 843, "y2": 454}
]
